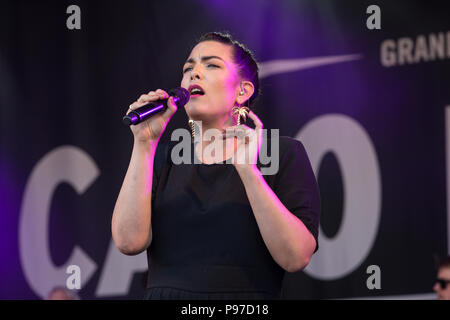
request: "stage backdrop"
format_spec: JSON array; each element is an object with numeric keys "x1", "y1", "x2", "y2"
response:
[{"x1": 1, "y1": 0, "x2": 449, "y2": 299}]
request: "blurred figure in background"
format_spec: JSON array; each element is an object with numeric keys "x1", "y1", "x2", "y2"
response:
[
  {"x1": 46, "y1": 287, "x2": 80, "y2": 300},
  {"x1": 433, "y1": 256, "x2": 450, "y2": 300}
]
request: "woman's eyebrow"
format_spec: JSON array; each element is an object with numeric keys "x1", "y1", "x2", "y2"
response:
[{"x1": 184, "y1": 56, "x2": 224, "y2": 64}]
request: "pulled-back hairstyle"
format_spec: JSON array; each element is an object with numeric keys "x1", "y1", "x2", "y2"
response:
[{"x1": 195, "y1": 32, "x2": 260, "y2": 108}]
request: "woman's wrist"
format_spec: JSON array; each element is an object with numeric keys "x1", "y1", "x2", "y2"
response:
[
  {"x1": 133, "y1": 138, "x2": 159, "y2": 153},
  {"x1": 235, "y1": 164, "x2": 260, "y2": 178}
]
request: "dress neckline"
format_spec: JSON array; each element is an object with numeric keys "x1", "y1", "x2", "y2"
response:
[{"x1": 192, "y1": 141, "x2": 234, "y2": 166}]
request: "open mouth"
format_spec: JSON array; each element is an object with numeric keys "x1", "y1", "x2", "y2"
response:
[{"x1": 188, "y1": 85, "x2": 205, "y2": 97}]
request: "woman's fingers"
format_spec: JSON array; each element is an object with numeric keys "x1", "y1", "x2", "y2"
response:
[
  {"x1": 135, "y1": 89, "x2": 168, "y2": 105},
  {"x1": 222, "y1": 126, "x2": 256, "y2": 143},
  {"x1": 247, "y1": 111, "x2": 263, "y2": 131},
  {"x1": 222, "y1": 111, "x2": 263, "y2": 137},
  {"x1": 222, "y1": 125, "x2": 248, "y2": 137},
  {"x1": 127, "y1": 89, "x2": 169, "y2": 115},
  {"x1": 160, "y1": 96, "x2": 178, "y2": 121},
  {"x1": 153, "y1": 89, "x2": 169, "y2": 100},
  {"x1": 126, "y1": 104, "x2": 134, "y2": 115},
  {"x1": 247, "y1": 111, "x2": 263, "y2": 147}
]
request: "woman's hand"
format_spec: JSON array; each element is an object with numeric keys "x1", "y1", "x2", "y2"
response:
[
  {"x1": 127, "y1": 89, "x2": 178, "y2": 143},
  {"x1": 222, "y1": 110, "x2": 263, "y2": 171}
]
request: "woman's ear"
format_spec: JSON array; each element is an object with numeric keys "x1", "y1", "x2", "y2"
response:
[{"x1": 236, "y1": 81, "x2": 255, "y2": 105}]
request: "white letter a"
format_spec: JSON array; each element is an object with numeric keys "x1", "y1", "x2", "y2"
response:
[
  {"x1": 66, "y1": 265, "x2": 81, "y2": 290},
  {"x1": 366, "y1": 5, "x2": 381, "y2": 30},
  {"x1": 366, "y1": 265, "x2": 381, "y2": 290},
  {"x1": 66, "y1": 5, "x2": 81, "y2": 30}
]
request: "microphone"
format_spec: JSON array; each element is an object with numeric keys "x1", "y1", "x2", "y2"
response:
[{"x1": 122, "y1": 87, "x2": 190, "y2": 126}]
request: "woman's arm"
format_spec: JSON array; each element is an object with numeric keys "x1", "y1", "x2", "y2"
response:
[
  {"x1": 236, "y1": 165, "x2": 317, "y2": 272},
  {"x1": 111, "y1": 140, "x2": 158, "y2": 255},
  {"x1": 112, "y1": 89, "x2": 177, "y2": 256}
]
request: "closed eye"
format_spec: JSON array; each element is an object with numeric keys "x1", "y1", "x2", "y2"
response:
[{"x1": 183, "y1": 64, "x2": 219, "y2": 74}]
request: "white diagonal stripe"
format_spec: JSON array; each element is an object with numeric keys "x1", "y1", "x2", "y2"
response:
[
  {"x1": 339, "y1": 292, "x2": 437, "y2": 300},
  {"x1": 259, "y1": 54, "x2": 363, "y2": 79}
]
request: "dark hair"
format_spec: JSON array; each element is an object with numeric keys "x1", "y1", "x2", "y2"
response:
[
  {"x1": 436, "y1": 256, "x2": 450, "y2": 269},
  {"x1": 196, "y1": 32, "x2": 260, "y2": 108}
]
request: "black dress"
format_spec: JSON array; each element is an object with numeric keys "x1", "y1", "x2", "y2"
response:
[{"x1": 143, "y1": 135, "x2": 320, "y2": 300}]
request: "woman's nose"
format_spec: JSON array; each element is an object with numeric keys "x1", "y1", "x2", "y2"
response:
[
  {"x1": 433, "y1": 282, "x2": 440, "y2": 293},
  {"x1": 190, "y1": 67, "x2": 202, "y2": 80},
  {"x1": 190, "y1": 72, "x2": 200, "y2": 80}
]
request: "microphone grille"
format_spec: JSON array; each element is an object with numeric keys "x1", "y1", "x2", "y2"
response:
[{"x1": 168, "y1": 87, "x2": 190, "y2": 106}]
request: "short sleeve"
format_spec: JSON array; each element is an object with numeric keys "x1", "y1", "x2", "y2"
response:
[{"x1": 273, "y1": 137, "x2": 321, "y2": 253}]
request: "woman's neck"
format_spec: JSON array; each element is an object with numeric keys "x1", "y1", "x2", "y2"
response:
[
  {"x1": 193, "y1": 116, "x2": 237, "y2": 164},
  {"x1": 200, "y1": 115, "x2": 235, "y2": 133}
]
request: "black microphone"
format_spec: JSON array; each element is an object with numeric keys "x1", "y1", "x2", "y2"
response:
[{"x1": 123, "y1": 87, "x2": 190, "y2": 126}]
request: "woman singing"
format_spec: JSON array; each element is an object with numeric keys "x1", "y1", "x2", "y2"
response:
[{"x1": 112, "y1": 32, "x2": 320, "y2": 299}]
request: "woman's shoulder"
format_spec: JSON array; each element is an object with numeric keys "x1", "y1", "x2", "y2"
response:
[
  {"x1": 257, "y1": 135, "x2": 310, "y2": 176},
  {"x1": 278, "y1": 135, "x2": 304, "y2": 148},
  {"x1": 265, "y1": 135, "x2": 307, "y2": 158}
]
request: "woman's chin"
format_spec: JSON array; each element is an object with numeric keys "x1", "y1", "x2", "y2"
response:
[{"x1": 186, "y1": 105, "x2": 213, "y2": 121}]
